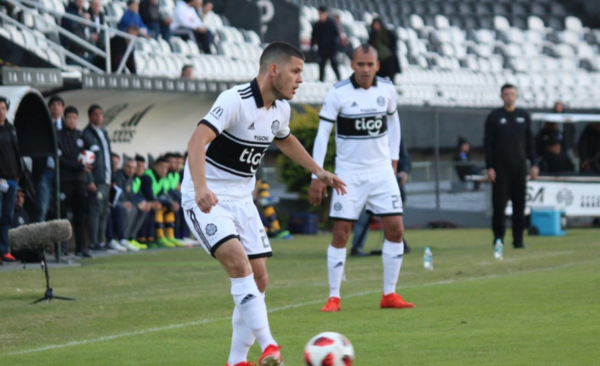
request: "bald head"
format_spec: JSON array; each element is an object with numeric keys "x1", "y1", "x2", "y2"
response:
[{"x1": 353, "y1": 44, "x2": 378, "y2": 61}]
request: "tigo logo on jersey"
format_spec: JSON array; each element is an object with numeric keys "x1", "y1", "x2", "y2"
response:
[
  {"x1": 355, "y1": 116, "x2": 384, "y2": 136},
  {"x1": 240, "y1": 148, "x2": 267, "y2": 173}
]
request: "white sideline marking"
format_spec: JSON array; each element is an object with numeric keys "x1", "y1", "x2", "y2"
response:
[{"x1": 4, "y1": 261, "x2": 590, "y2": 356}]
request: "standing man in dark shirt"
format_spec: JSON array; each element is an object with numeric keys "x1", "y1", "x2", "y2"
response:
[
  {"x1": 83, "y1": 105, "x2": 113, "y2": 251},
  {"x1": 58, "y1": 107, "x2": 93, "y2": 257},
  {"x1": 310, "y1": 6, "x2": 341, "y2": 82},
  {"x1": 0, "y1": 96, "x2": 20, "y2": 263},
  {"x1": 484, "y1": 84, "x2": 538, "y2": 249}
]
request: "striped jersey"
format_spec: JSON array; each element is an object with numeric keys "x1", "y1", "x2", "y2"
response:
[
  {"x1": 319, "y1": 75, "x2": 399, "y2": 170},
  {"x1": 182, "y1": 79, "x2": 291, "y2": 203}
]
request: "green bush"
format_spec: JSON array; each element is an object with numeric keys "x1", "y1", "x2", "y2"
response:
[{"x1": 277, "y1": 105, "x2": 336, "y2": 218}]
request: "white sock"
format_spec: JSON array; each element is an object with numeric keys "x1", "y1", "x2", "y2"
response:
[
  {"x1": 228, "y1": 305, "x2": 255, "y2": 365},
  {"x1": 230, "y1": 275, "x2": 276, "y2": 351},
  {"x1": 327, "y1": 245, "x2": 347, "y2": 298},
  {"x1": 382, "y1": 240, "x2": 404, "y2": 295}
]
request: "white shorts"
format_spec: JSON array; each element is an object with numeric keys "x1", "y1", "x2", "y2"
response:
[
  {"x1": 329, "y1": 168, "x2": 403, "y2": 221},
  {"x1": 183, "y1": 198, "x2": 272, "y2": 259}
]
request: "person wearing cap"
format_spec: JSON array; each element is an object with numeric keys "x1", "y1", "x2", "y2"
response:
[
  {"x1": 538, "y1": 135, "x2": 575, "y2": 175},
  {"x1": 0, "y1": 96, "x2": 21, "y2": 263}
]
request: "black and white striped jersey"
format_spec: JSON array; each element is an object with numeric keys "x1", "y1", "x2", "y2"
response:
[
  {"x1": 316, "y1": 74, "x2": 400, "y2": 171},
  {"x1": 182, "y1": 79, "x2": 291, "y2": 202},
  {"x1": 313, "y1": 75, "x2": 400, "y2": 170}
]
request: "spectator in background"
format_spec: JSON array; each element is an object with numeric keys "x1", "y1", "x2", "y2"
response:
[
  {"x1": 87, "y1": 0, "x2": 106, "y2": 48},
  {"x1": 454, "y1": 136, "x2": 483, "y2": 190},
  {"x1": 578, "y1": 122, "x2": 600, "y2": 175},
  {"x1": 57, "y1": 106, "x2": 93, "y2": 258},
  {"x1": 119, "y1": 0, "x2": 149, "y2": 37},
  {"x1": 110, "y1": 25, "x2": 139, "y2": 74},
  {"x1": 171, "y1": 0, "x2": 212, "y2": 54},
  {"x1": 111, "y1": 153, "x2": 120, "y2": 174},
  {"x1": 61, "y1": 0, "x2": 93, "y2": 62},
  {"x1": 534, "y1": 121, "x2": 564, "y2": 158},
  {"x1": 311, "y1": 6, "x2": 341, "y2": 82},
  {"x1": 11, "y1": 188, "x2": 29, "y2": 229},
  {"x1": 200, "y1": 0, "x2": 219, "y2": 30},
  {"x1": 554, "y1": 101, "x2": 577, "y2": 157},
  {"x1": 115, "y1": 158, "x2": 149, "y2": 249},
  {"x1": 83, "y1": 105, "x2": 112, "y2": 251},
  {"x1": 332, "y1": 11, "x2": 352, "y2": 60},
  {"x1": 369, "y1": 18, "x2": 401, "y2": 83},
  {"x1": 32, "y1": 96, "x2": 64, "y2": 223},
  {"x1": 0, "y1": 96, "x2": 20, "y2": 263},
  {"x1": 140, "y1": 0, "x2": 172, "y2": 41},
  {"x1": 539, "y1": 135, "x2": 575, "y2": 175},
  {"x1": 181, "y1": 65, "x2": 194, "y2": 79}
]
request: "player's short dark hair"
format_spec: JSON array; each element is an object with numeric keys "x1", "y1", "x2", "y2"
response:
[
  {"x1": 127, "y1": 0, "x2": 137, "y2": 7},
  {"x1": 259, "y1": 42, "x2": 305, "y2": 72},
  {"x1": 48, "y1": 95, "x2": 65, "y2": 107},
  {"x1": 0, "y1": 96, "x2": 9, "y2": 111},
  {"x1": 171, "y1": 152, "x2": 183, "y2": 159},
  {"x1": 353, "y1": 44, "x2": 378, "y2": 60},
  {"x1": 64, "y1": 106, "x2": 78, "y2": 116},
  {"x1": 155, "y1": 156, "x2": 168, "y2": 165},
  {"x1": 318, "y1": 5, "x2": 327, "y2": 13},
  {"x1": 135, "y1": 154, "x2": 146, "y2": 163},
  {"x1": 501, "y1": 84, "x2": 517, "y2": 93},
  {"x1": 88, "y1": 104, "x2": 103, "y2": 117}
]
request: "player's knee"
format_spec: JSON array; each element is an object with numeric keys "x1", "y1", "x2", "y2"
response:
[
  {"x1": 333, "y1": 224, "x2": 352, "y2": 243},
  {"x1": 225, "y1": 256, "x2": 252, "y2": 277},
  {"x1": 386, "y1": 225, "x2": 404, "y2": 243},
  {"x1": 254, "y1": 271, "x2": 268, "y2": 292}
]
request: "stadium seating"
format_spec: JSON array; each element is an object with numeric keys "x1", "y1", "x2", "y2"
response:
[{"x1": 1, "y1": 0, "x2": 600, "y2": 109}]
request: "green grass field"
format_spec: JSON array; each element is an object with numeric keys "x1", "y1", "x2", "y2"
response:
[{"x1": 1, "y1": 229, "x2": 599, "y2": 366}]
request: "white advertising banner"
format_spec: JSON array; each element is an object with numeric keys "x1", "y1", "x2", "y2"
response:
[{"x1": 508, "y1": 180, "x2": 600, "y2": 217}]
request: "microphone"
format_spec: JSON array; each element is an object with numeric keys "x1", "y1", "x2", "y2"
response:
[{"x1": 9, "y1": 220, "x2": 72, "y2": 250}]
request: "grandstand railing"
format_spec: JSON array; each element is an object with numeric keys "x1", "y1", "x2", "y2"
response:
[{"x1": 7, "y1": 0, "x2": 138, "y2": 74}]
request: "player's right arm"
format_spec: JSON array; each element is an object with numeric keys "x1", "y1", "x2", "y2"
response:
[
  {"x1": 188, "y1": 90, "x2": 239, "y2": 213},
  {"x1": 309, "y1": 87, "x2": 339, "y2": 205}
]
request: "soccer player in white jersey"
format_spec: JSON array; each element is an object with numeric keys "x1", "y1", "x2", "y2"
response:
[
  {"x1": 310, "y1": 45, "x2": 415, "y2": 312},
  {"x1": 182, "y1": 42, "x2": 346, "y2": 366}
]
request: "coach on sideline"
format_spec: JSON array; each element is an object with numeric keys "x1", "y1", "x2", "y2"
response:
[{"x1": 484, "y1": 84, "x2": 538, "y2": 249}]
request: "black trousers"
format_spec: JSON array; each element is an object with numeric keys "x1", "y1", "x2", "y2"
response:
[
  {"x1": 61, "y1": 181, "x2": 88, "y2": 253},
  {"x1": 491, "y1": 164, "x2": 527, "y2": 246},
  {"x1": 318, "y1": 53, "x2": 341, "y2": 82}
]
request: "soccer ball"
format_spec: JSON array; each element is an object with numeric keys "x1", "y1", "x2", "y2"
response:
[
  {"x1": 77, "y1": 150, "x2": 96, "y2": 165},
  {"x1": 304, "y1": 332, "x2": 354, "y2": 366}
]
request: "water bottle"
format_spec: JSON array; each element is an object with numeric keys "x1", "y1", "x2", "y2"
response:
[
  {"x1": 423, "y1": 247, "x2": 433, "y2": 270},
  {"x1": 494, "y1": 240, "x2": 504, "y2": 261}
]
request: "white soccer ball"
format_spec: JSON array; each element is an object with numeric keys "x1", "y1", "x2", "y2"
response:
[
  {"x1": 77, "y1": 150, "x2": 96, "y2": 165},
  {"x1": 304, "y1": 332, "x2": 355, "y2": 366}
]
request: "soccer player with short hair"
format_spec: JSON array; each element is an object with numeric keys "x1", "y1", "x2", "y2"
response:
[
  {"x1": 310, "y1": 45, "x2": 415, "y2": 312},
  {"x1": 182, "y1": 42, "x2": 346, "y2": 366}
]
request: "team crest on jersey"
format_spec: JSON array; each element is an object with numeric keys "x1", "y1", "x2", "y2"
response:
[
  {"x1": 206, "y1": 224, "x2": 218, "y2": 236},
  {"x1": 271, "y1": 120, "x2": 280, "y2": 135},
  {"x1": 377, "y1": 96, "x2": 385, "y2": 106},
  {"x1": 333, "y1": 202, "x2": 343, "y2": 211}
]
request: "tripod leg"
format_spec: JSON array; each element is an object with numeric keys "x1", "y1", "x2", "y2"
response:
[
  {"x1": 31, "y1": 297, "x2": 48, "y2": 304},
  {"x1": 53, "y1": 296, "x2": 76, "y2": 301}
]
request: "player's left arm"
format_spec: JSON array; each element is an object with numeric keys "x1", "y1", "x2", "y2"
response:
[
  {"x1": 274, "y1": 134, "x2": 346, "y2": 196},
  {"x1": 387, "y1": 86, "x2": 401, "y2": 172}
]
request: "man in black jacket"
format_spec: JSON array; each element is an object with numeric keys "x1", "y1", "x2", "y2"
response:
[
  {"x1": 310, "y1": 6, "x2": 341, "y2": 82},
  {"x1": 140, "y1": 0, "x2": 172, "y2": 41},
  {"x1": 58, "y1": 107, "x2": 93, "y2": 257},
  {"x1": 484, "y1": 84, "x2": 538, "y2": 249},
  {"x1": 83, "y1": 105, "x2": 113, "y2": 251},
  {"x1": 539, "y1": 135, "x2": 575, "y2": 175},
  {"x1": 0, "y1": 96, "x2": 20, "y2": 263}
]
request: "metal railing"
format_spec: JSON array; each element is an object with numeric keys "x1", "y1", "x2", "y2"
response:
[{"x1": 5, "y1": 0, "x2": 138, "y2": 74}]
